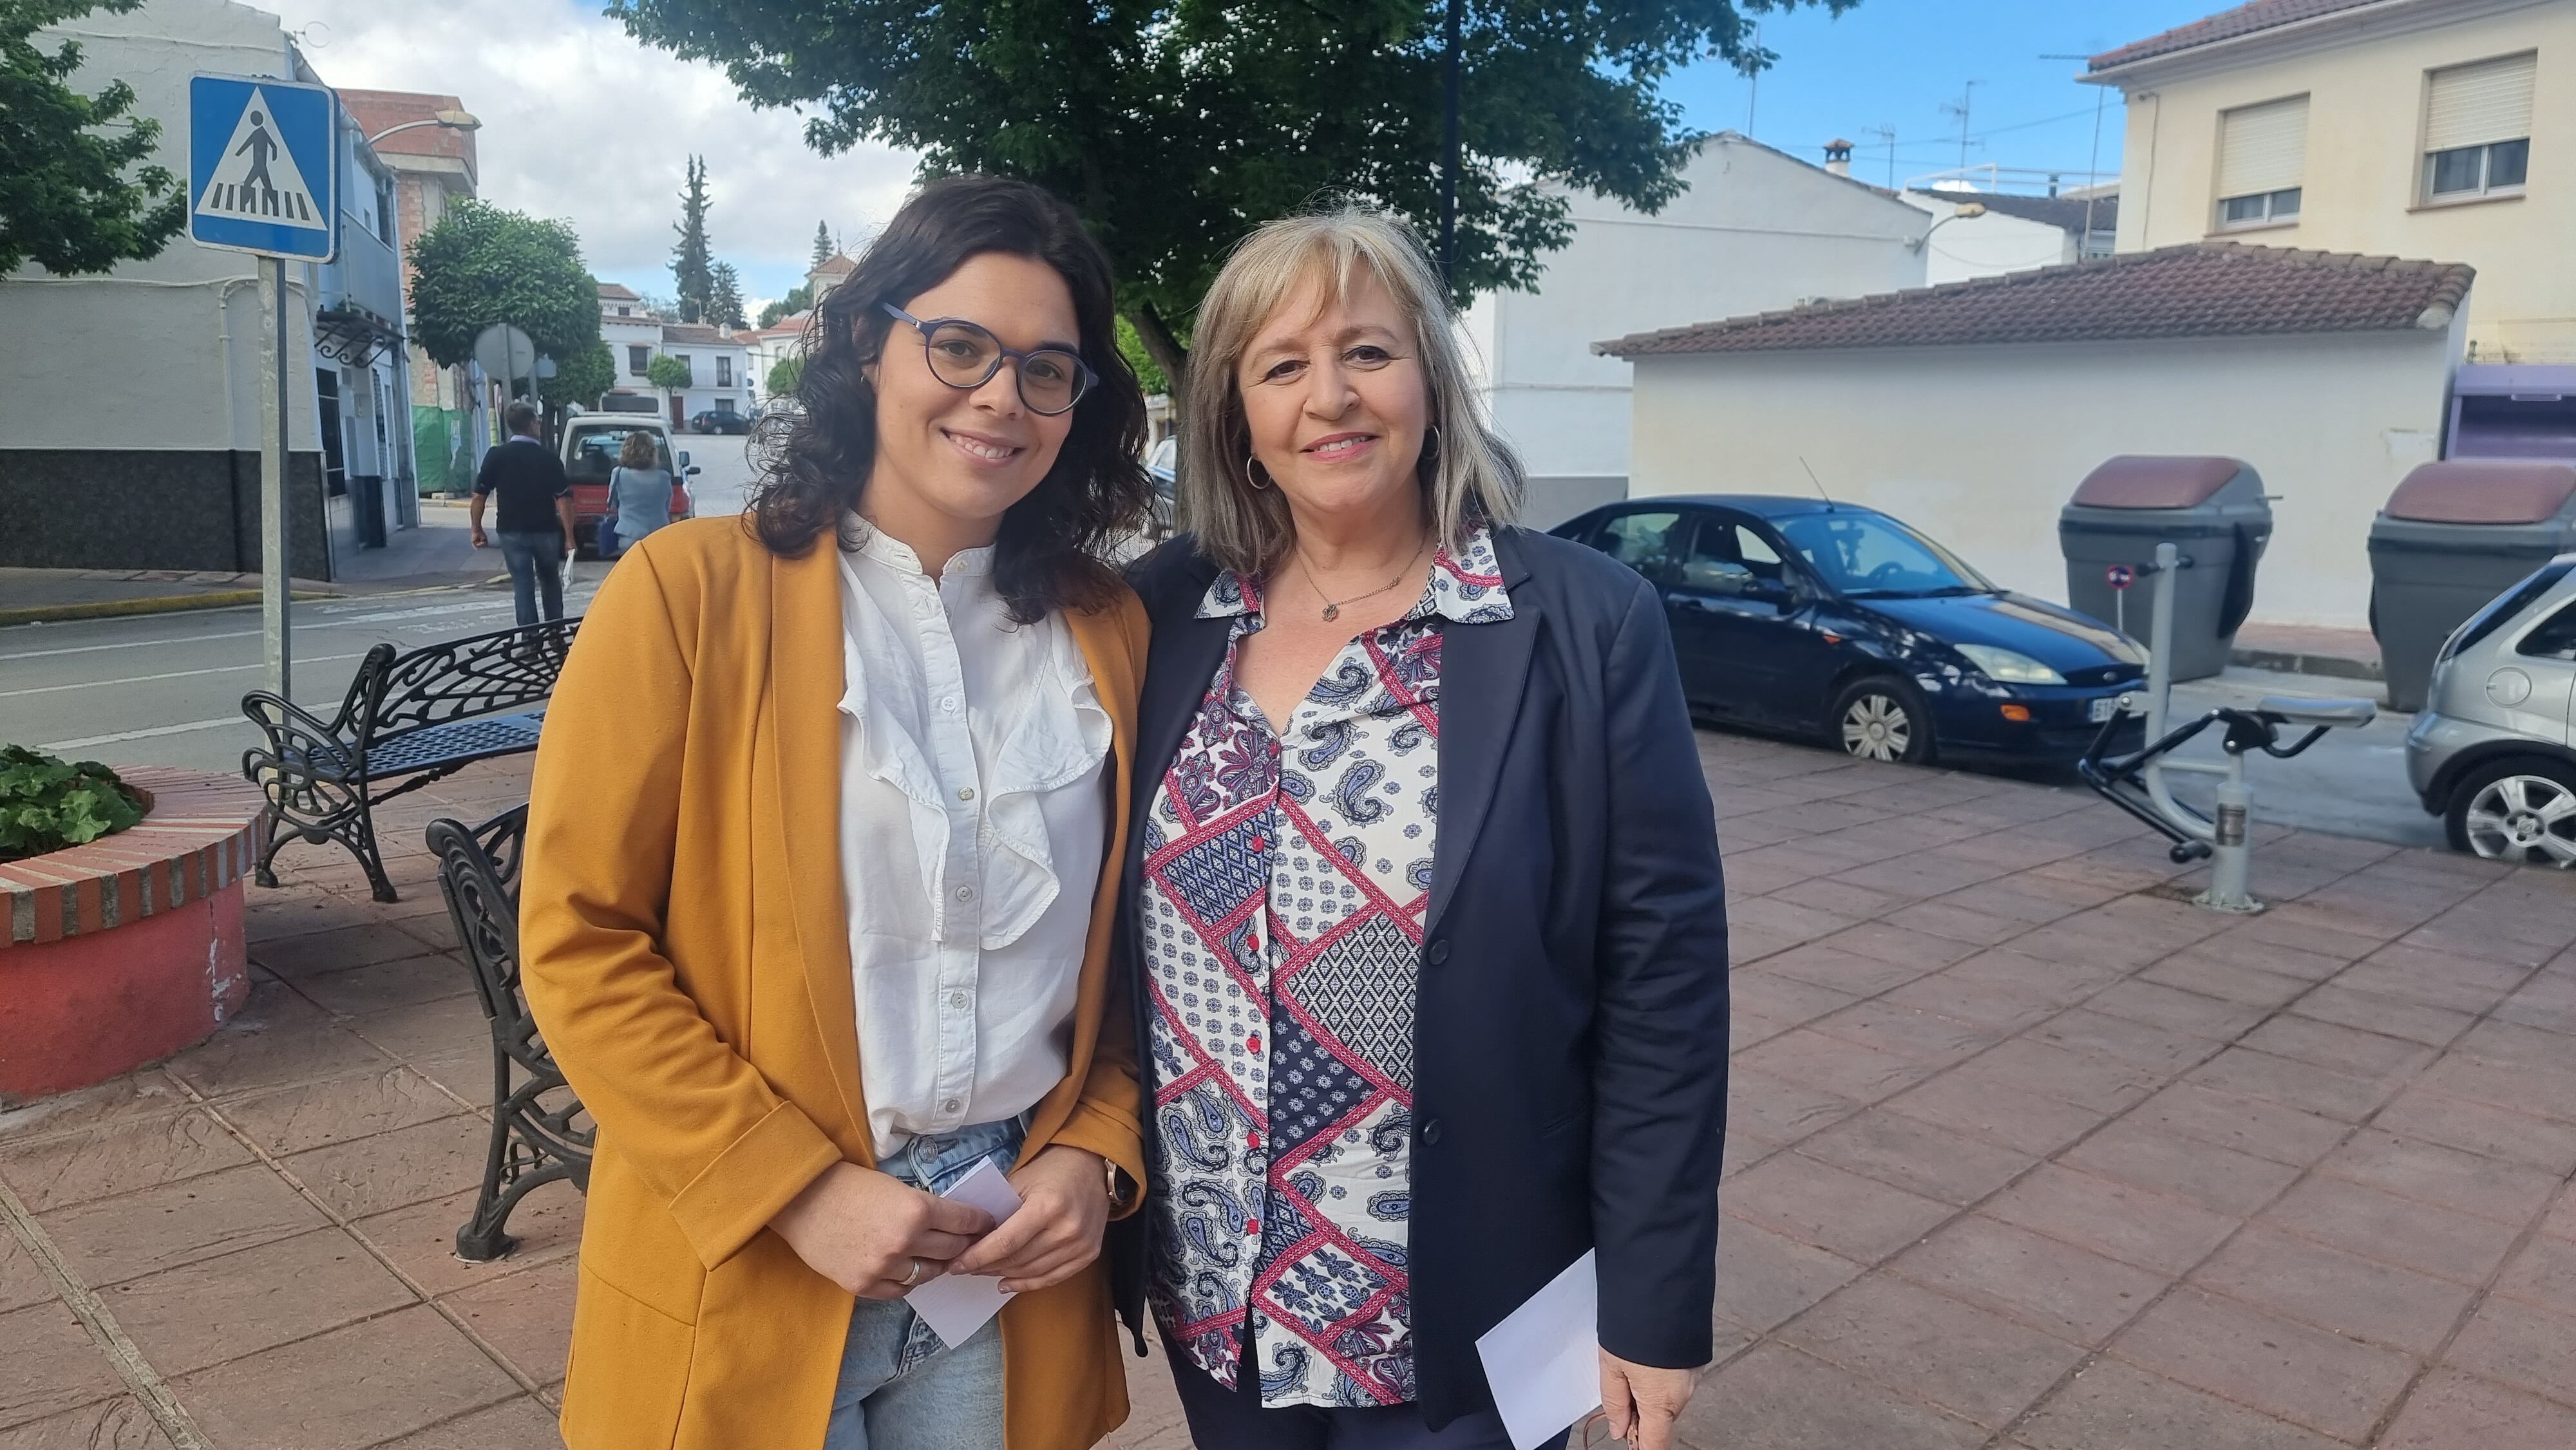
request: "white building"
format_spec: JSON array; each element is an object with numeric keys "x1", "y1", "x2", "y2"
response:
[
  {"x1": 0, "y1": 0, "x2": 415, "y2": 576},
  {"x1": 1604, "y1": 243, "x2": 2471, "y2": 630},
  {"x1": 741, "y1": 316, "x2": 810, "y2": 411},
  {"x1": 659, "y1": 323, "x2": 751, "y2": 429},
  {"x1": 1898, "y1": 189, "x2": 2120, "y2": 285},
  {"x1": 1459, "y1": 133, "x2": 1931, "y2": 524},
  {"x1": 597, "y1": 282, "x2": 667, "y2": 414}
]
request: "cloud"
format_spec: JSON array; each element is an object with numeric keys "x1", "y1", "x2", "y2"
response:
[{"x1": 253, "y1": 0, "x2": 918, "y2": 308}]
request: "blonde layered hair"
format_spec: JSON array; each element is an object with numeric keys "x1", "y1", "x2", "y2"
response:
[{"x1": 1179, "y1": 206, "x2": 1524, "y2": 578}]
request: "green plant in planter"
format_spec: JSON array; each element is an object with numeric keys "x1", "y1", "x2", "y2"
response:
[{"x1": 0, "y1": 745, "x2": 144, "y2": 862}]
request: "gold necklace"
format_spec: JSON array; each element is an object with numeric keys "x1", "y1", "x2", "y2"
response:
[{"x1": 1294, "y1": 536, "x2": 1429, "y2": 622}]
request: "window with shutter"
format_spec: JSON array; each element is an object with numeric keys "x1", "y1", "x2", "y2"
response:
[
  {"x1": 2215, "y1": 95, "x2": 2309, "y2": 229},
  {"x1": 2424, "y1": 52, "x2": 2536, "y2": 202}
]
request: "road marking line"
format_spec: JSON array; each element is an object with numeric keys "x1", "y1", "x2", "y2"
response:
[
  {"x1": 0, "y1": 628, "x2": 267, "y2": 662},
  {"x1": 42, "y1": 716, "x2": 262, "y2": 749},
  {"x1": 0, "y1": 653, "x2": 370, "y2": 699}
]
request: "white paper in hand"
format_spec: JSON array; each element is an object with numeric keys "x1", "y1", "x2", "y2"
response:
[
  {"x1": 1474, "y1": 1249, "x2": 1602, "y2": 1450},
  {"x1": 902, "y1": 1158, "x2": 1024, "y2": 1346}
]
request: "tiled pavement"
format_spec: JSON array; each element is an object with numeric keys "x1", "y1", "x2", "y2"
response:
[{"x1": 7, "y1": 732, "x2": 2576, "y2": 1449}]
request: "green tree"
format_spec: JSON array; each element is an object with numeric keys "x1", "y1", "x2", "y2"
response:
[
  {"x1": 0, "y1": 0, "x2": 185, "y2": 276},
  {"x1": 766, "y1": 353, "x2": 803, "y2": 395},
  {"x1": 757, "y1": 283, "x2": 815, "y2": 328},
  {"x1": 811, "y1": 220, "x2": 834, "y2": 268},
  {"x1": 607, "y1": 0, "x2": 1855, "y2": 386},
  {"x1": 407, "y1": 201, "x2": 601, "y2": 371},
  {"x1": 1117, "y1": 315, "x2": 1170, "y2": 397},
  {"x1": 707, "y1": 259, "x2": 746, "y2": 327},
  {"x1": 647, "y1": 353, "x2": 692, "y2": 390},
  {"x1": 540, "y1": 339, "x2": 618, "y2": 411},
  {"x1": 670, "y1": 154, "x2": 713, "y2": 323}
]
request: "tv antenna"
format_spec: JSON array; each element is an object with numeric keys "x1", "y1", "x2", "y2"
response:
[
  {"x1": 1862, "y1": 125, "x2": 1897, "y2": 189},
  {"x1": 1940, "y1": 80, "x2": 1982, "y2": 169}
]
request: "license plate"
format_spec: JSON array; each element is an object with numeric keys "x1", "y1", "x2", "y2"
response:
[{"x1": 2088, "y1": 695, "x2": 2125, "y2": 723}]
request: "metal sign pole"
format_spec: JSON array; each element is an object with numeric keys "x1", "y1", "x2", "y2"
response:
[{"x1": 261, "y1": 255, "x2": 292, "y2": 698}]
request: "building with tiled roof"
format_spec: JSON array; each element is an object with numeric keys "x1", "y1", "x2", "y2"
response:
[
  {"x1": 2083, "y1": 0, "x2": 2572, "y2": 365},
  {"x1": 1608, "y1": 241, "x2": 2474, "y2": 632},
  {"x1": 806, "y1": 251, "x2": 860, "y2": 299},
  {"x1": 1600, "y1": 243, "x2": 2474, "y2": 357},
  {"x1": 337, "y1": 89, "x2": 481, "y2": 426}
]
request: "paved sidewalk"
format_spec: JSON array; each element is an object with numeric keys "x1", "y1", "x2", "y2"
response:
[
  {"x1": 0, "y1": 509, "x2": 504, "y2": 626},
  {"x1": 6, "y1": 732, "x2": 2576, "y2": 1449}
]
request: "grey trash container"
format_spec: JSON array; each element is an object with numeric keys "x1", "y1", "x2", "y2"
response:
[
  {"x1": 2369, "y1": 458, "x2": 2576, "y2": 712},
  {"x1": 2060, "y1": 456, "x2": 2273, "y2": 682}
]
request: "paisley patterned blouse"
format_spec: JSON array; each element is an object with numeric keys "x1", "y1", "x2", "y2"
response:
[{"x1": 1139, "y1": 524, "x2": 1513, "y2": 1408}]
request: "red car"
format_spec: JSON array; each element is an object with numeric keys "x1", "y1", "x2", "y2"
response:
[{"x1": 560, "y1": 418, "x2": 697, "y2": 558}]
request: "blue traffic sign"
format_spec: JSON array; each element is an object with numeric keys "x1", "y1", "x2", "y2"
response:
[{"x1": 188, "y1": 73, "x2": 337, "y2": 261}]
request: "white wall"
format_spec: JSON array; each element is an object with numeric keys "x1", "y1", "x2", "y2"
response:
[
  {"x1": 0, "y1": 0, "x2": 319, "y2": 453},
  {"x1": 1625, "y1": 323, "x2": 2467, "y2": 630},
  {"x1": 1473, "y1": 135, "x2": 1931, "y2": 500},
  {"x1": 1896, "y1": 193, "x2": 2083, "y2": 284}
]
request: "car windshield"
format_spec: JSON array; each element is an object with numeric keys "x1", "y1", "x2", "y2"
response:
[
  {"x1": 565, "y1": 426, "x2": 674, "y2": 482},
  {"x1": 1775, "y1": 511, "x2": 1992, "y2": 598}
]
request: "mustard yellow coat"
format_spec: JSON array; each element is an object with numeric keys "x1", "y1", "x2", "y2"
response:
[{"x1": 518, "y1": 516, "x2": 1149, "y2": 1450}]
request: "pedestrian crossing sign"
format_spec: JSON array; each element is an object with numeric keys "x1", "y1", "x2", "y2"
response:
[{"x1": 188, "y1": 73, "x2": 337, "y2": 261}]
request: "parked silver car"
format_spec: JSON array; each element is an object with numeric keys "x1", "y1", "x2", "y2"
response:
[{"x1": 2406, "y1": 554, "x2": 2576, "y2": 865}]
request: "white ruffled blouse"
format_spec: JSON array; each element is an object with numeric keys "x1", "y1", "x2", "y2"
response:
[{"x1": 835, "y1": 522, "x2": 1112, "y2": 1158}]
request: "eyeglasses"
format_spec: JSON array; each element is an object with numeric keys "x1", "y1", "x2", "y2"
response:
[{"x1": 881, "y1": 304, "x2": 1096, "y2": 416}]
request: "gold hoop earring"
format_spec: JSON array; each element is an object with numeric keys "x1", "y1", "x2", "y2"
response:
[{"x1": 1245, "y1": 457, "x2": 1272, "y2": 491}]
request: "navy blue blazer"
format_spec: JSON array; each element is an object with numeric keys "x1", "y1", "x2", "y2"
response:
[{"x1": 1110, "y1": 524, "x2": 1731, "y2": 1427}]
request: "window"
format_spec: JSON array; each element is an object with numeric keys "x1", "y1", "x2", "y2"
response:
[
  {"x1": 627, "y1": 344, "x2": 650, "y2": 376},
  {"x1": 1678, "y1": 522, "x2": 1790, "y2": 595},
  {"x1": 716, "y1": 357, "x2": 733, "y2": 386},
  {"x1": 715, "y1": 397, "x2": 737, "y2": 414},
  {"x1": 2518, "y1": 599, "x2": 2576, "y2": 661},
  {"x1": 2447, "y1": 563, "x2": 2573, "y2": 659},
  {"x1": 2424, "y1": 53, "x2": 2535, "y2": 203},
  {"x1": 1774, "y1": 511, "x2": 1991, "y2": 598},
  {"x1": 617, "y1": 305, "x2": 632, "y2": 316},
  {"x1": 2214, "y1": 95, "x2": 2309, "y2": 230},
  {"x1": 1589, "y1": 510, "x2": 1688, "y2": 583}
]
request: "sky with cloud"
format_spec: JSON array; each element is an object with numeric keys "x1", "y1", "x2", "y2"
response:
[
  {"x1": 252, "y1": 0, "x2": 2217, "y2": 312},
  {"x1": 253, "y1": 0, "x2": 919, "y2": 314}
]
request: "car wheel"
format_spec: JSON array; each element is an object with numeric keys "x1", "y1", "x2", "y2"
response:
[
  {"x1": 1830, "y1": 677, "x2": 1933, "y2": 766},
  {"x1": 2446, "y1": 758, "x2": 2576, "y2": 868}
]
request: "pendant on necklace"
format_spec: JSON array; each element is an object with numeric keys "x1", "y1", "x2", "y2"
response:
[{"x1": 1321, "y1": 603, "x2": 1340, "y2": 621}]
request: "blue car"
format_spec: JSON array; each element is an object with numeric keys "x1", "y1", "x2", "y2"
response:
[{"x1": 1553, "y1": 496, "x2": 2148, "y2": 766}]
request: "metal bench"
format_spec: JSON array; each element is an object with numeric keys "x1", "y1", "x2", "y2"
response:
[
  {"x1": 426, "y1": 804, "x2": 593, "y2": 1261},
  {"x1": 241, "y1": 616, "x2": 577, "y2": 901}
]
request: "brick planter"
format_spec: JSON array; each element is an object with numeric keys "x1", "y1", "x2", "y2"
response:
[{"x1": 0, "y1": 769, "x2": 263, "y2": 1104}]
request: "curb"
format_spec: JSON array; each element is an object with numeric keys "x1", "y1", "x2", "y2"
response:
[
  {"x1": 0, "y1": 590, "x2": 336, "y2": 628},
  {"x1": 2230, "y1": 646, "x2": 2384, "y2": 682}
]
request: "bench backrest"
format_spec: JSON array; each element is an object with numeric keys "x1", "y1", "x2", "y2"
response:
[{"x1": 355, "y1": 616, "x2": 581, "y2": 753}]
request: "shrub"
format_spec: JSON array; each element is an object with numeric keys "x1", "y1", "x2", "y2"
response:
[{"x1": 0, "y1": 746, "x2": 144, "y2": 862}]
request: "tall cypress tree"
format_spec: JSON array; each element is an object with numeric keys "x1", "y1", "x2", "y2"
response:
[
  {"x1": 810, "y1": 220, "x2": 833, "y2": 268},
  {"x1": 706, "y1": 261, "x2": 746, "y2": 328},
  {"x1": 670, "y1": 155, "x2": 714, "y2": 323}
]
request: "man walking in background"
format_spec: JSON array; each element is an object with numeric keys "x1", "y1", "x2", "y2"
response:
[{"x1": 469, "y1": 400, "x2": 576, "y2": 625}]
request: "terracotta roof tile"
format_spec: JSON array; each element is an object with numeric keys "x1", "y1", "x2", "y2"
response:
[
  {"x1": 1915, "y1": 189, "x2": 2119, "y2": 234},
  {"x1": 660, "y1": 323, "x2": 745, "y2": 346},
  {"x1": 2090, "y1": 0, "x2": 2384, "y2": 72},
  {"x1": 336, "y1": 88, "x2": 477, "y2": 180},
  {"x1": 1598, "y1": 243, "x2": 2472, "y2": 359}
]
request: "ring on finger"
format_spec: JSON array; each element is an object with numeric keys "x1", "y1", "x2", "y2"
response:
[{"x1": 897, "y1": 1257, "x2": 925, "y2": 1288}]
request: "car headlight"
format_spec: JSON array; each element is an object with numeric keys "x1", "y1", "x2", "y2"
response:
[{"x1": 1956, "y1": 644, "x2": 2066, "y2": 686}]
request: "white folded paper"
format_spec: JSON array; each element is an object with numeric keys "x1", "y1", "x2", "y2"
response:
[
  {"x1": 902, "y1": 1158, "x2": 1025, "y2": 1346},
  {"x1": 1474, "y1": 1249, "x2": 1602, "y2": 1450}
]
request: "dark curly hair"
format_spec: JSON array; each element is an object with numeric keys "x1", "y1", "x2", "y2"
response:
[{"x1": 746, "y1": 175, "x2": 1150, "y2": 623}]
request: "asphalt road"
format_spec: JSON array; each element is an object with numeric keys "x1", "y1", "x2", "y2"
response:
[{"x1": 0, "y1": 441, "x2": 764, "y2": 777}]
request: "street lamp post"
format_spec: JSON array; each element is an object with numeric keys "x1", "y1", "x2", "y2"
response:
[{"x1": 364, "y1": 109, "x2": 480, "y2": 147}]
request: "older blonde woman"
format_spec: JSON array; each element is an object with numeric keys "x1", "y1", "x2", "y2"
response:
[{"x1": 1112, "y1": 209, "x2": 1730, "y2": 1450}]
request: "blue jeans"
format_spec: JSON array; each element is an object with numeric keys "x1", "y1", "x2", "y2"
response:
[
  {"x1": 496, "y1": 529, "x2": 564, "y2": 625},
  {"x1": 822, "y1": 1117, "x2": 1027, "y2": 1450}
]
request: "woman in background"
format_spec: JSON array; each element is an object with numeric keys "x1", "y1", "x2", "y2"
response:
[{"x1": 602, "y1": 429, "x2": 672, "y2": 557}]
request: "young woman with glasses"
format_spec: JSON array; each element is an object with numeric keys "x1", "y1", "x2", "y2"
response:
[{"x1": 518, "y1": 175, "x2": 1155, "y2": 1450}]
